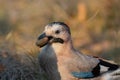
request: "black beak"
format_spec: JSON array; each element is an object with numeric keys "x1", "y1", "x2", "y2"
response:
[{"x1": 36, "y1": 33, "x2": 50, "y2": 47}]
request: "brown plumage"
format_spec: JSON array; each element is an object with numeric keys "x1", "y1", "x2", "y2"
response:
[{"x1": 36, "y1": 22, "x2": 119, "y2": 80}]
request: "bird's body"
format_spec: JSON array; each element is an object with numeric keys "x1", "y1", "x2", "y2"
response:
[
  {"x1": 39, "y1": 42, "x2": 99, "y2": 80},
  {"x1": 36, "y1": 22, "x2": 119, "y2": 80}
]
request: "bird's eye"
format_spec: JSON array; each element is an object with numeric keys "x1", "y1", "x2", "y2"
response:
[{"x1": 55, "y1": 30, "x2": 60, "y2": 34}]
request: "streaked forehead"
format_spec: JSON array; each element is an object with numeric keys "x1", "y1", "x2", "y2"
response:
[
  {"x1": 44, "y1": 22, "x2": 71, "y2": 34},
  {"x1": 45, "y1": 24, "x2": 64, "y2": 31}
]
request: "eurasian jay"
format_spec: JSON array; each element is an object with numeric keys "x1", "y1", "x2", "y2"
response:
[{"x1": 36, "y1": 22, "x2": 119, "y2": 80}]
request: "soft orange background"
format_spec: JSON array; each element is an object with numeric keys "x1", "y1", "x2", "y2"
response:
[{"x1": 0, "y1": 0, "x2": 120, "y2": 63}]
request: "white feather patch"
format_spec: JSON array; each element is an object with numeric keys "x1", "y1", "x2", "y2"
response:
[{"x1": 100, "y1": 65, "x2": 109, "y2": 73}]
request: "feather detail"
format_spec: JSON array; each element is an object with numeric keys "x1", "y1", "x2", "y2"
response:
[{"x1": 71, "y1": 71, "x2": 94, "y2": 78}]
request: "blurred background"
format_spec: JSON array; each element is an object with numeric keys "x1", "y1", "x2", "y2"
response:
[{"x1": 0, "y1": 0, "x2": 120, "y2": 79}]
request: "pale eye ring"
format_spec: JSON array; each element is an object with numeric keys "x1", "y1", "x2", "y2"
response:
[{"x1": 55, "y1": 30, "x2": 60, "y2": 34}]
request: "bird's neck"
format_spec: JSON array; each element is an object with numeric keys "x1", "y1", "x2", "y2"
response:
[{"x1": 51, "y1": 39, "x2": 76, "y2": 56}]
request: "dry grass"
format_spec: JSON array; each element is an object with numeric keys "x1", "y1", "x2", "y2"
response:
[{"x1": 0, "y1": 50, "x2": 47, "y2": 80}]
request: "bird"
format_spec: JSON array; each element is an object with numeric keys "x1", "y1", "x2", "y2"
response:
[{"x1": 36, "y1": 22, "x2": 119, "y2": 80}]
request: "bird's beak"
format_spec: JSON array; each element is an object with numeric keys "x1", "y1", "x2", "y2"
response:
[{"x1": 36, "y1": 33, "x2": 50, "y2": 47}]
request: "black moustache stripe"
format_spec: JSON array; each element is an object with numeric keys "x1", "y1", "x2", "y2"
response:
[{"x1": 53, "y1": 38, "x2": 64, "y2": 44}]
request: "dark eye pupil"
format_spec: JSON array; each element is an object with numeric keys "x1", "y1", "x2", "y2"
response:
[{"x1": 55, "y1": 30, "x2": 60, "y2": 34}]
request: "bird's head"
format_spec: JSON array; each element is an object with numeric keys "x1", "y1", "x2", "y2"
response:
[{"x1": 36, "y1": 22, "x2": 71, "y2": 47}]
